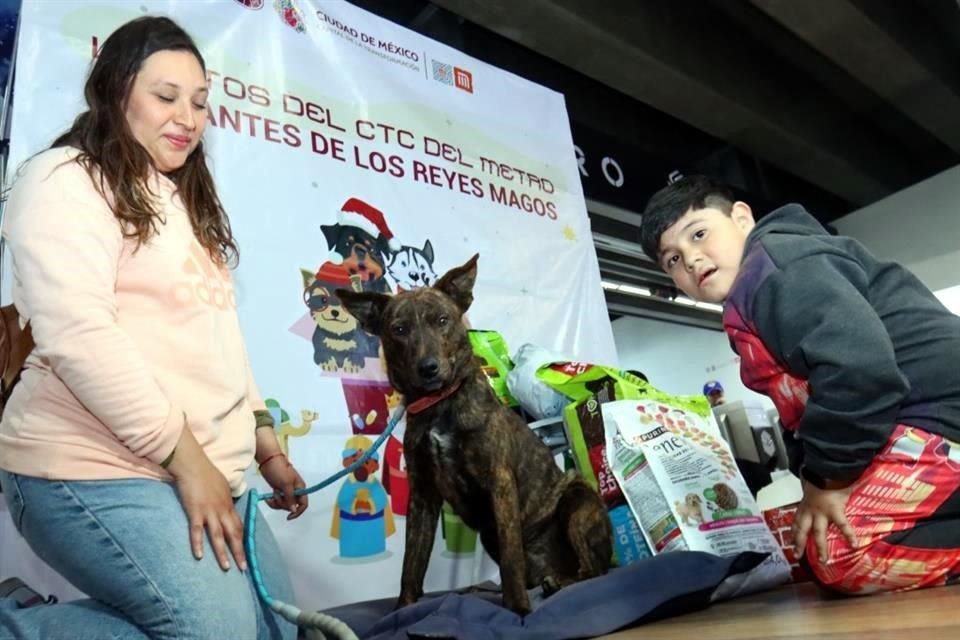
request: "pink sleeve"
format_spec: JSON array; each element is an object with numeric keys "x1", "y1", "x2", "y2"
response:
[
  {"x1": 4, "y1": 156, "x2": 183, "y2": 465},
  {"x1": 244, "y1": 342, "x2": 267, "y2": 413}
]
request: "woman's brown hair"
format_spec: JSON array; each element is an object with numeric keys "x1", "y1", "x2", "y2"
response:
[{"x1": 51, "y1": 16, "x2": 238, "y2": 267}]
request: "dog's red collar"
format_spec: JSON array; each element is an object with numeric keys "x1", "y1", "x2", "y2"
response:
[{"x1": 406, "y1": 379, "x2": 464, "y2": 415}]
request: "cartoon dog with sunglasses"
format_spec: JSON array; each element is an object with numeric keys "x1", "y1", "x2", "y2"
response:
[{"x1": 301, "y1": 262, "x2": 378, "y2": 373}]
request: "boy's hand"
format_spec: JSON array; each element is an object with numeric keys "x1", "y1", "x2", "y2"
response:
[{"x1": 793, "y1": 479, "x2": 857, "y2": 564}]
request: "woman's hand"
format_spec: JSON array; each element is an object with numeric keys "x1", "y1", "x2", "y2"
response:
[
  {"x1": 166, "y1": 426, "x2": 247, "y2": 572},
  {"x1": 259, "y1": 454, "x2": 309, "y2": 520},
  {"x1": 255, "y1": 426, "x2": 308, "y2": 519}
]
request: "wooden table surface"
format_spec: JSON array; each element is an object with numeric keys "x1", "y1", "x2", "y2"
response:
[{"x1": 600, "y1": 582, "x2": 960, "y2": 639}]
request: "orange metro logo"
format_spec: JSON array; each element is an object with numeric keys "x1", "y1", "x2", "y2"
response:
[{"x1": 453, "y1": 67, "x2": 473, "y2": 93}]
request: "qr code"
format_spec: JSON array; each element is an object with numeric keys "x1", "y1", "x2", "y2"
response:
[{"x1": 432, "y1": 60, "x2": 453, "y2": 85}]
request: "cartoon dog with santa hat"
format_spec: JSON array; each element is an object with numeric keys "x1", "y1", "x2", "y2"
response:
[{"x1": 321, "y1": 198, "x2": 399, "y2": 294}]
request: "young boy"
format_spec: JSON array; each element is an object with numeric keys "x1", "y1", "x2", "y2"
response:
[{"x1": 640, "y1": 175, "x2": 960, "y2": 595}]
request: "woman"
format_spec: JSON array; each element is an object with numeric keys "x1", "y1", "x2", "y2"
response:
[{"x1": 0, "y1": 16, "x2": 306, "y2": 640}]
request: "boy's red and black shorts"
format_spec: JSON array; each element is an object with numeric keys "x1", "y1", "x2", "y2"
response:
[{"x1": 806, "y1": 424, "x2": 960, "y2": 594}]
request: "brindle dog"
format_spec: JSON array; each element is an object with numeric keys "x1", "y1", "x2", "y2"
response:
[{"x1": 338, "y1": 254, "x2": 612, "y2": 615}]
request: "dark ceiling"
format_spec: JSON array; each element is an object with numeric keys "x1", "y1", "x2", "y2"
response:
[{"x1": 347, "y1": 0, "x2": 960, "y2": 328}]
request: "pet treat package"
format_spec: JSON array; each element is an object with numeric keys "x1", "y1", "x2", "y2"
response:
[
  {"x1": 564, "y1": 393, "x2": 650, "y2": 567},
  {"x1": 467, "y1": 330, "x2": 519, "y2": 407},
  {"x1": 607, "y1": 503, "x2": 652, "y2": 567},
  {"x1": 763, "y1": 503, "x2": 811, "y2": 583},
  {"x1": 601, "y1": 398, "x2": 790, "y2": 590},
  {"x1": 561, "y1": 373, "x2": 655, "y2": 566},
  {"x1": 553, "y1": 365, "x2": 660, "y2": 499},
  {"x1": 562, "y1": 379, "x2": 627, "y2": 499},
  {"x1": 537, "y1": 362, "x2": 649, "y2": 403},
  {"x1": 505, "y1": 344, "x2": 572, "y2": 419}
]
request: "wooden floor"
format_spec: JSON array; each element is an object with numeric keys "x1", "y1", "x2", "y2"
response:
[{"x1": 600, "y1": 582, "x2": 960, "y2": 639}]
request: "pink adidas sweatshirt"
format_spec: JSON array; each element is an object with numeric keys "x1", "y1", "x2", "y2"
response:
[{"x1": 0, "y1": 147, "x2": 262, "y2": 496}]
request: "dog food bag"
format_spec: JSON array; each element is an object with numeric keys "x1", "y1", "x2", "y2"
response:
[
  {"x1": 602, "y1": 398, "x2": 790, "y2": 589},
  {"x1": 467, "y1": 330, "x2": 519, "y2": 407},
  {"x1": 605, "y1": 432, "x2": 687, "y2": 554},
  {"x1": 561, "y1": 381, "x2": 652, "y2": 566},
  {"x1": 506, "y1": 344, "x2": 572, "y2": 419}
]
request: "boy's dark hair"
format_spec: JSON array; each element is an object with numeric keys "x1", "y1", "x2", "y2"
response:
[{"x1": 639, "y1": 176, "x2": 736, "y2": 261}]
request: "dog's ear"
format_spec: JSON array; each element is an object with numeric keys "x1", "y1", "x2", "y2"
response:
[
  {"x1": 434, "y1": 254, "x2": 478, "y2": 313},
  {"x1": 376, "y1": 235, "x2": 391, "y2": 261},
  {"x1": 336, "y1": 289, "x2": 390, "y2": 335},
  {"x1": 301, "y1": 268, "x2": 315, "y2": 290},
  {"x1": 422, "y1": 239, "x2": 434, "y2": 265},
  {"x1": 320, "y1": 224, "x2": 340, "y2": 249}
]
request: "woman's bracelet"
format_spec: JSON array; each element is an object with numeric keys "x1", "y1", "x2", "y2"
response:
[{"x1": 257, "y1": 452, "x2": 287, "y2": 469}]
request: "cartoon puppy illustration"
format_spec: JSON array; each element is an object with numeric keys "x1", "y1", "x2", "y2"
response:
[
  {"x1": 322, "y1": 198, "x2": 399, "y2": 294},
  {"x1": 302, "y1": 263, "x2": 370, "y2": 372},
  {"x1": 385, "y1": 240, "x2": 438, "y2": 292}
]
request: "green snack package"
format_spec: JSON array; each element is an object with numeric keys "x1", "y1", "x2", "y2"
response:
[
  {"x1": 541, "y1": 362, "x2": 708, "y2": 415},
  {"x1": 468, "y1": 329, "x2": 519, "y2": 407}
]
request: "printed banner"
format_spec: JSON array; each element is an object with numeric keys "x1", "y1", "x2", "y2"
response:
[{"x1": 2, "y1": 0, "x2": 616, "y2": 608}]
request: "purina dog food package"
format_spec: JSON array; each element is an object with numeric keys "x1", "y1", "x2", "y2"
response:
[{"x1": 601, "y1": 398, "x2": 791, "y2": 592}]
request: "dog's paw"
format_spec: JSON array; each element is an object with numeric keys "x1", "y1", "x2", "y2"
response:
[
  {"x1": 506, "y1": 601, "x2": 532, "y2": 617},
  {"x1": 541, "y1": 576, "x2": 562, "y2": 597},
  {"x1": 322, "y1": 357, "x2": 339, "y2": 372},
  {"x1": 504, "y1": 593, "x2": 532, "y2": 617},
  {"x1": 394, "y1": 593, "x2": 418, "y2": 611},
  {"x1": 344, "y1": 359, "x2": 363, "y2": 374}
]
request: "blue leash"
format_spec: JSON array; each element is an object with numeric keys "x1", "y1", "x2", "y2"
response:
[{"x1": 245, "y1": 406, "x2": 406, "y2": 639}]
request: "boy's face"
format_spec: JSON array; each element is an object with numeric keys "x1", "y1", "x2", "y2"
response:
[{"x1": 658, "y1": 203, "x2": 755, "y2": 304}]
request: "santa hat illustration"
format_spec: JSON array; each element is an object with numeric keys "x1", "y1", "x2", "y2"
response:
[{"x1": 328, "y1": 198, "x2": 400, "y2": 264}]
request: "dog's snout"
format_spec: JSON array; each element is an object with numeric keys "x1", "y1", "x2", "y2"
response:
[
  {"x1": 331, "y1": 309, "x2": 340, "y2": 318},
  {"x1": 409, "y1": 272, "x2": 420, "y2": 282},
  {"x1": 418, "y1": 357, "x2": 440, "y2": 379}
]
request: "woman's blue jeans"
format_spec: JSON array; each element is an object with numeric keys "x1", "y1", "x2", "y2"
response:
[{"x1": 0, "y1": 470, "x2": 296, "y2": 640}]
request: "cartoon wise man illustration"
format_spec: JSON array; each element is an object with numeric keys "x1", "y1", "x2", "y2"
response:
[{"x1": 330, "y1": 434, "x2": 396, "y2": 558}]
